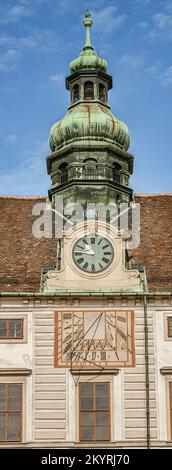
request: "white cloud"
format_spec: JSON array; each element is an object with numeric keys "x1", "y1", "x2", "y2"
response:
[
  {"x1": 0, "y1": 141, "x2": 50, "y2": 196},
  {"x1": 49, "y1": 73, "x2": 64, "y2": 84},
  {"x1": 148, "y1": 11, "x2": 172, "y2": 41},
  {"x1": 160, "y1": 65, "x2": 172, "y2": 86},
  {"x1": 92, "y1": 7, "x2": 126, "y2": 34},
  {"x1": 135, "y1": 0, "x2": 152, "y2": 5},
  {"x1": 0, "y1": 30, "x2": 59, "y2": 72},
  {"x1": 120, "y1": 54, "x2": 144, "y2": 68},
  {"x1": 0, "y1": 3, "x2": 32, "y2": 24},
  {"x1": 147, "y1": 62, "x2": 172, "y2": 87},
  {"x1": 0, "y1": 49, "x2": 20, "y2": 72}
]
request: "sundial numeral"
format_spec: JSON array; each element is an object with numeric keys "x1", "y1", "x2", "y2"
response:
[
  {"x1": 102, "y1": 244, "x2": 109, "y2": 249},
  {"x1": 91, "y1": 237, "x2": 95, "y2": 244},
  {"x1": 98, "y1": 238, "x2": 103, "y2": 245},
  {"x1": 99, "y1": 263, "x2": 103, "y2": 269},
  {"x1": 92, "y1": 264, "x2": 95, "y2": 272},
  {"x1": 104, "y1": 251, "x2": 112, "y2": 255}
]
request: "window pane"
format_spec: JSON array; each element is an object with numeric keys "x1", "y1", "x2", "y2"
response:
[
  {"x1": 96, "y1": 412, "x2": 109, "y2": 426},
  {"x1": 80, "y1": 396, "x2": 93, "y2": 410},
  {"x1": 96, "y1": 383, "x2": 109, "y2": 396},
  {"x1": 96, "y1": 426, "x2": 109, "y2": 440},
  {"x1": 96, "y1": 396, "x2": 109, "y2": 410},
  {"x1": 80, "y1": 412, "x2": 94, "y2": 426},
  {"x1": 0, "y1": 320, "x2": 7, "y2": 337},
  {"x1": 80, "y1": 383, "x2": 93, "y2": 396},
  {"x1": 8, "y1": 398, "x2": 21, "y2": 411},
  {"x1": 0, "y1": 429, "x2": 5, "y2": 441},
  {"x1": 8, "y1": 384, "x2": 21, "y2": 398},
  {"x1": 8, "y1": 413, "x2": 20, "y2": 427},
  {"x1": 0, "y1": 413, "x2": 5, "y2": 427},
  {"x1": 0, "y1": 398, "x2": 5, "y2": 411},
  {"x1": 9, "y1": 320, "x2": 22, "y2": 338},
  {"x1": 0, "y1": 384, "x2": 5, "y2": 397},
  {"x1": 169, "y1": 319, "x2": 172, "y2": 336},
  {"x1": 80, "y1": 427, "x2": 94, "y2": 441},
  {"x1": 7, "y1": 428, "x2": 20, "y2": 442}
]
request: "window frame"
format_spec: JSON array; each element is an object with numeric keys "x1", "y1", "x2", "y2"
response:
[
  {"x1": 0, "y1": 383, "x2": 22, "y2": 443},
  {"x1": 84, "y1": 81, "x2": 94, "y2": 100},
  {"x1": 167, "y1": 317, "x2": 172, "y2": 338},
  {"x1": 79, "y1": 381, "x2": 111, "y2": 442},
  {"x1": 0, "y1": 318, "x2": 23, "y2": 340}
]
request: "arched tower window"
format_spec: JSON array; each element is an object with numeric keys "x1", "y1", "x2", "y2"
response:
[
  {"x1": 113, "y1": 163, "x2": 121, "y2": 184},
  {"x1": 59, "y1": 162, "x2": 68, "y2": 184},
  {"x1": 73, "y1": 84, "x2": 79, "y2": 103},
  {"x1": 83, "y1": 158, "x2": 97, "y2": 179},
  {"x1": 84, "y1": 81, "x2": 94, "y2": 100},
  {"x1": 99, "y1": 84, "x2": 106, "y2": 103}
]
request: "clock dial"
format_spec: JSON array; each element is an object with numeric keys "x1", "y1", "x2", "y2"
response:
[{"x1": 72, "y1": 236, "x2": 114, "y2": 273}]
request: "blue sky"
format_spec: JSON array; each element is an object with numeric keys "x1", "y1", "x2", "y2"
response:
[{"x1": 0, "y1": 0, "x2": 172, "y2": 195}]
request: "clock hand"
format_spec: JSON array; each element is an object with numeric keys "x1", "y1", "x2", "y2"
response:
[{"x1": 74, "y1": 250, "x2": 95, "y2": 255}]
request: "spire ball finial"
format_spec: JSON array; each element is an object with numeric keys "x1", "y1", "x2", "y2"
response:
[{"x1": 83, "y1": 10, "x2": 93, "y2": 28}]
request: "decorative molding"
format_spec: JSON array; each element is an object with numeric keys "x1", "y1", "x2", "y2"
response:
[
  {"x1": 71, "y1": 368, "x2": 120, "y2": 376},
  {"x1": 160, "y1": 367, "x2": 172, "y2": 376},
  {"x1": 0, "y1": 369, "x2": 32, "y2": 376}
]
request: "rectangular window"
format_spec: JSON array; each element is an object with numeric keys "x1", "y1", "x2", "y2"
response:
[
  {"x1": 0, "y1": 383, "x2": 22, "y2": 442},
  {"x1": 167, "y1": 318, "x2": 172, "y2": 338},
  {"x1": 0, "y1": 319, "x2": 23, "y2": 339},
  {"x1": 170, "y1": 382, "x2": 172, "y2": 440},
  {"x1": 79, "y1": 382, "x2": 110, "y2": 441}
]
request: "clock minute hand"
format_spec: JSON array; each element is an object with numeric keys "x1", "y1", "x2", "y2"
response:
[{"x1": 75, "y1": 250, "x2": 95, "y2": 255}]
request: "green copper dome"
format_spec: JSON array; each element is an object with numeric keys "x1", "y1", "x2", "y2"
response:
[
  {"x1": 49, "y1": 102, "x2": 130, "y2": 151},
  {"x1": 70, "y1": 11, "x2": 107, "y2": 73},
  {"x1": 49, "y1": 11, "x2": 130, "y2": 153}
]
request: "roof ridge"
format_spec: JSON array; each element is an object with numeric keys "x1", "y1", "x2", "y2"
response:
[
  {"x1": 0, "y1": 195, "x2": 47, "y2": 199},
  {"x1": 135, "y1": 193, "x2": 172, "y2": 197}
]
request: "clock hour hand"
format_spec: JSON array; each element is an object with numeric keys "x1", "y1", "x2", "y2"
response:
[{"x1": 75, "y1": 250, "x2": 95, "y2": 255}]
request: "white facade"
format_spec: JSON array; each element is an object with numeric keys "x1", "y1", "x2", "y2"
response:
[{"x1": 0, "y1": 294, "x2": 172, "y2": 448}]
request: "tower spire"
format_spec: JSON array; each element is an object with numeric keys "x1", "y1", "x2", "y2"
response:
[{"x1": 83, "y1": 10, "x2": 93, "y2": 51}]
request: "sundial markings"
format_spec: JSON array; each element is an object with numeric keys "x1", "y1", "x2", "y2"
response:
[
  {"x1": 104, "y1": 252, "x2": 112, "y2": 255},
  {"x1": 102, "y1": 244, "x2": 109, "y2": 249},
  {"x1": 98, "y1": 238, "x2": 103, "y2": 245},
  {"x1": 92, "y1": 264, "x2": 95, "y2": 272},
  {"x1": 117, "y1": 315, "x2": 126, "y2": 323},
  {"x1": 117, "y1": 327, "x2": 127, "y2": 341},
  {"x1": 99, "y1": 262, "x2": 103, "y2": 269}
]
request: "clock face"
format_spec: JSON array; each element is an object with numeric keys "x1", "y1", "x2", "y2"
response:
[{"x1": 72, "y1": 235, "x2": 114, "y2": 273}]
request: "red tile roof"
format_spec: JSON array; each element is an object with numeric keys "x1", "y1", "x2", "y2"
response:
[{"x1": 0, "y1": 195, "x2": 171, "y2": 293}]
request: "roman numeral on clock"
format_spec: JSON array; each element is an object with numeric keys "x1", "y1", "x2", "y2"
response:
[
  {"x1": 77, "y1": 257, "x2": 84, "y2": 264},
  {"x1": 102, "y1": 257, "x2": 109, "y2": 264},
  {"x1": 83, "y1": 262, "x2": 88, "y2": 270}
]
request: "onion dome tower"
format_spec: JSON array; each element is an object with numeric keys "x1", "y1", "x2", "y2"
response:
[{"x1": 47, "y1": 11, "x2": 134, "y2": 209}]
